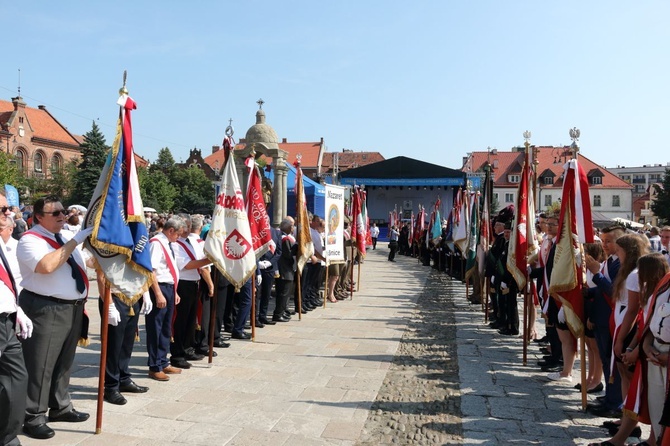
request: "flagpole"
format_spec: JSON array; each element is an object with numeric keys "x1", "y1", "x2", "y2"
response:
[
  {"x1": 484, "y1": 277, "x2": 490, "y2": 323},
  {"x1": 95, "y1": 282, "x2": 111, "y2": 434},
  {"x1": 323, "y1": 264, "x2": 329, "y2": 309},
  {"x1": 522, "y1": 131, "x2": 531, "y2": 366},
  {"x1": 251, "y1": 277, "x2": 256, "y2": 341},
  {"x1": 350, "y1": 242, "x2": 355, "y2": 300}
]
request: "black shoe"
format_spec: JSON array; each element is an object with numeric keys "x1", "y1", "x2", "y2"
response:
[
  {"x1": 540, "y1": 364, "x2": 563, "y2": 372},
  {"x1": 223, "y1": 326, "x2": 233, "y2": 333},
  {"x1": 533, "y1": 335, "x2": 548, "y2": 343},
  {"x1": 488, "y1": 322, "x2": 501, "y2": 329},
  {"x1": 608, "y1": 425, "x2": 641, "y2": 437},
  {"x1": 272, "y1": 315, "x2": 290, "y2": 323},
  {"x1": 185, "y1": 352, "x2": 205, "y2": 361},
  {"x1": 255, "y1": 320, "x2": 265, "y2": 328},
  {"x1": 259, "y1": 318, "x2": 276, "y2": 325},
  {"x1": 587, "y1": 383, "x2": 605, "y2": 394},
  {"x1": 212, "y1": 340, "x2": 231, "y2": 348},
  {"x1": 104, "y1": 389, "x2": 127, "y2": 405},
  {"x1": 537, "y1": 359, "x2": 562, "y2": 367},
  {"x1": 232, "y1": 331, "x2": 251, "y2": 340},
  {"x1": 498, "y1": 328, "x2": 519, "y2": 336},
  {"x1": 313, "y1": 300, "x2": 324, "y2": 307},
  {"x1": 170, "y1": 359, "x2": 192, "y2": 369},
  {"x1": 244, "y1": 322, "x2": 252, "y2": 329},
  {"x1": 48, "y1": 408, "x2": 90, "y2": 423},
  {"x1": 196, "y1": 349, "x2": 217, "y2": 357},
  {"x1": 23, "y1": 423, "x2": 55, "y2": 439},
  {"x1": 119, "y1": 380, "x2": 149, "y2": 393},
  {"x1": 589, "y1": 405, "x2": 623, "y2": 418}
]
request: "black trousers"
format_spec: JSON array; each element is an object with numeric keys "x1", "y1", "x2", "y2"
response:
[
  {"x1": 171, "y1": 280, "x2": 199, "y2": 360},
  {"x1": 0, "y1": 313, "x2": 27, "y2": 446},
  {"x1": 98, "y1": 296, "x2": 141, "y2": 390},
  {"x1": 20, "y1": 290, "x2": 84, "y2": 427},
  {"x1": 258, "y1": 270, "x2": 275, "y2": 321},
  {"x1": 388, "y1": 241, "x2": 398, "y2": 261},
  {"x1": 274, "y1": 278, "x2": 293, "y2": 318}
]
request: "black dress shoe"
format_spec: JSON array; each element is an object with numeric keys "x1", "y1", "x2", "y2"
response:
[
  {"x1": 537, "y1": 359, "x2": 562, "y2": 367},
  {"x1": 23, "y1": 423, "x2": 55, "y2": 439},
  {"x1": 119, "y1": 380, "x2": 149, "y2": 393},
  {"x1": 313, "y1": 300, "x2": 324, "y2": 307},
  {"x1": 104, "y1": 390, "x2": 127, "y2": 405},
  {"x1": 272, "y1": 315, "x2": 290, "y2": 323},
  {"x1": 540, "y1": 364, "x2": 563, "y2": 372},
  {"x1": 170, "y1": 359, "x2": 192, "y2": 369},
  {"x1": 588, "y1": 405, "x2": 623, "y2": 418},
  {"x1": 255, "y1": 320, "x2": 265, "y2": 328},
  {"x1": 212, "y1": 340, "x2": 231, "y2": 348},
  {"x1": 185, "y1": 351, "x2": 205, "y2": 361},
  {"x1": 608, "y1": 425, "x2": 641, "y2": 437},
  {"x1": 232, "y1": 331, "x2": 251, "y2": 340},
  {"x1": 533, "y1": 335, "x2": 548, "y2": 343},
  {"x1": 587, "y1": 383, "x2": 605, "y2": 394},
  {"x1": 196, "y1": 349, "x2": 217, "y2": 357},
  {"x1": 259, "y1": 318, "x2": 276, "y2": 325},
  {"x1": 48, "y1": 408, "x2": 90, "y2": 423}
]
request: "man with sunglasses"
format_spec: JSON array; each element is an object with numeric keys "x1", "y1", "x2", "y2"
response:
[{"x1": 16, "y1": 196, "x2": 93, "y2": 440}]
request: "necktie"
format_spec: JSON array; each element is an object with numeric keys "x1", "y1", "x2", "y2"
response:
[
  {"x1": 168, "y1": 242, "x2": 176, "y2": 259},
  {"x1": 185, "y1": 238, "x2": 192, "y2": 246},
  {"x1": 0, "y1": 247, "x2": 16, "y2": 299},
  {"x1": 54, "y1": 233, "x2": 86, "y2": 294}
]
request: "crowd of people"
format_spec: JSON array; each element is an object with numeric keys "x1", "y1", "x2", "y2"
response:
[{"x1": 0, "y1": 194, "x2": 361, "y2": 444}]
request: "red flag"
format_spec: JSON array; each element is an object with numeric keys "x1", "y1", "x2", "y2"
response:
[
  {"x1": 295, "y1": 158, "x2": 314, "y2": 274},
  {"x1": 351, "y1": 187, "x2": 366, "y2": 256},
  {"x1": 507, "y1": 148, "x2": 538, "y2": 290},
  {"x1": 245, "y1": 156, "x2": 275, "y2": 258},
  {"x1": 549, "y1": 158, "x2": 594, "y2": 337}
]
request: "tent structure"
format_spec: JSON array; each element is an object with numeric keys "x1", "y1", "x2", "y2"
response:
[
  {"x1": 339, "y1": 156, "x2": 466, "y2": 188},
  {"x1": 265, "y1": 163, "x2": 326, "y2": 218}
]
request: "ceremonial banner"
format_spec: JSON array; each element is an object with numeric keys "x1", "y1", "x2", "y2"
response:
[
  {"x1": 430, "y1": 198, "x2": 442, "y2": 243},
  {"x1": 414, "y1": 205, "x2": 425, "y2": 244},
  {"x1": 351, "y1": 187, "x2": 367, "y2": 257},
  {"x1": 4, "y1": 184, "x2": 19, "y2": 207},
  {"x1": 464, "y1": 192, "x2": 479, "y2": 281},
  {"x1": 204, "y1": 140, "x2": 257, "y2": 291},
  {"x1": 361, "y1": 191, "x2": 372, "y2": 247},
  {"x1": 324, "y1": 184, "x2": 346, "y2": 263},
  {"x1": 477, "y1": 169, "x2": 491, "y2": 275},
  {"x1": 245, "y1": 156, "x2": 275, "y2": 259},
  {"x1": 549, "y1": 158, "x2": 594, "y2": 337},
  {"x1": 507, "y1": 149, "x2": 539, "y2": 291},
  {"x1": 453, "y1": 188, "x2": 469, "y2": 254},
  {"x1": 85, "y1": 92, "x2": 152, "y2": 304},
  {"x1": 295, "y1": 160, "x2": 314, "y2": 274}
]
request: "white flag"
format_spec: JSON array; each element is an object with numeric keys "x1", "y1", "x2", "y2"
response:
[{"x1": 204, "y1": 148, "x2": 257, "y2": 291}]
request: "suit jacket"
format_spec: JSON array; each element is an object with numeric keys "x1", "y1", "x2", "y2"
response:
[
  {"x1": 278, "y1": 234, "x2": 297, "y2": 281},
  {"x1": 260, "y1": 227, "x2": 283, "y2": 274}
]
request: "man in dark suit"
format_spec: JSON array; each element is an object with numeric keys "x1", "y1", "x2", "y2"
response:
[
  {"x1": 257, "y1": 227, "x2": 282, "y2": 325},
  {"x1": 273, "y1": 217, "x2": 297, "y2": 322}
]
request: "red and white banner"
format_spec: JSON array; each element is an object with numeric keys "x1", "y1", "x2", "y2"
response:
[
  {"x1": 245, "y1": 156, "x2": 275, "y2": 259},
  {"x1": 204, "y1": 141, "x2": 257, "y2": 291},
  {"x1": 351, "y1": 187, "x2": 366, "y2": 256}
]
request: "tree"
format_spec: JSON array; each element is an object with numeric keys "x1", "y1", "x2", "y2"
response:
[
  {"x1": 138, "y1": 166, "x2": 177, "y2": 212},
  {"x1": 171, "y1": 166, "x2": 215, "y2": 213},
  {"x1": 0, "y1": 151, "x2": 22, "y2": 188},
  {"x1": 71, "y1": 122, "x2": 109, "y2": 206},
  {"x1": 151, "y1": 147, "x2": 176, "y2": 177},
  {"x1": 651, "y1": 168, "x2": 670, "y2": 224}
]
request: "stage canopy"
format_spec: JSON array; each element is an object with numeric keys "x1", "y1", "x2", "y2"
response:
[{"x1": 338, "y1": 156, "x2": 466, "y2": 187}]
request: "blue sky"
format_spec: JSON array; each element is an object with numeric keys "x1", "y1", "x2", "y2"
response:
[{"x1": 2, "y1": 1, "x2": 668, "y2": 169}]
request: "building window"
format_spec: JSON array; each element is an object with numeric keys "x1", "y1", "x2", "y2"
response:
[
  {"x1": 505, "y1": 193, "x2": 514, "y2": 203},
  {"x1": 612, "y1": 195, "x2": 620, "y2": 207},
  {"x1": 591, "y1": 176, "x2": 602, "y2": 185},
  {"x1": 34, "y1": 152, "x2": 43, "y2": 172},
  {"x1": 508, "y1": 175, "x2": 520, "y2": 183},
  {"x1": 543, "y1": 176, "x2": 553, "y2": 185},
  {"x1": 51, "y1": 154, "x2": 62, "y2": 174},
  {"x1": 14, "y1": 149, "x2": 26, "y2": 173},
  {"x1": 593, "y1": 195, "x2": 601, "y2": 207},
  {"x1": 544, "y1": 195, "x2": 552, "y2": 206}
]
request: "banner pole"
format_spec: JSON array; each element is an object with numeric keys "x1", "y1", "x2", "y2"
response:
[
  {"x1": 522, "y1": 283, "x2": 528, "y2": 366},
  {"x1": 484, "y1": 277, "x2": 490, "y2": 323},
  {"x1": 581, "y1": 335, "x2": 587, "y2": 411},
  {"x1": 350, "y1": 244, "x2": 355, "y2": 300},
  {"x1": 356, "y1": 261, "x2": 361, "y2": 292},
  {"x1": 251, "y1": 276, "x2": 256, "y2": 341},
  {"x1": 95, "y1": 282, "x2": 111, "y2": 434},
  {"x1": 323, "y1": 265, "x2": 329, "y2": 309},
  {"x1": 208, "y1": 268, "x2": 218, "y2": 365}
]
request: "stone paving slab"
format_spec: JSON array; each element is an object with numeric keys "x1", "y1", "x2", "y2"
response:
[{"x1": 19, "y1": 246, "x2": 428, "y2": 445}]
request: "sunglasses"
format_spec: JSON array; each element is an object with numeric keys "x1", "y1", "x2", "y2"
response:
[
  {"x1": 0, "y1": 206, "x2": 10, "y2": 213},
  {"x1": 43, "y1": 209, "x2": 68, "y2": 217}
]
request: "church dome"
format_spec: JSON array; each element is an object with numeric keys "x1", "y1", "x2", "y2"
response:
[{"x1": 244, "y1": 109, "x2": 279, "y2": 148}]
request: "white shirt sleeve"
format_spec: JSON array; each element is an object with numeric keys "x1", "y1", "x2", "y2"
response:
[{"x1": 626, "y1": 270, "x2": 640, "y2": 293}]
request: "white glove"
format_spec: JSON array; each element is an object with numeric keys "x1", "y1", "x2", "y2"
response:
[
  {"x1": 491, "y1": 275, "x2": 495, "y2": 284},
  {"x1": 259, "y1": 260, "x2": 272, "y2": 269},
  {"x1": 527, "y1": 265, "x2": 532, "y2": 275},
  {"x1": 108, "y1": 303, "x2": 121, "y2": 326},
  {"x1": 73, "y1": 227, "x2": 94, "y2": 245},
  {"x1": 141, "y1": 291, "x2": 153, "y2": 315},
  {"x1": 16, "y1": 307, "x2": 33, "y2": 339},
  {"x1": 500, "y1": 282, "x2": 508, "y2": 290},
  {"x1": 256, "y1": 274, "x2": 262, "y2": 286}
]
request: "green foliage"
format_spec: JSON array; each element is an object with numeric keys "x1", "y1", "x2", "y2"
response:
[
  {"x1": 138, "y1": 166, "x2": 177, "y2": 212},
  {"x1": 0, "y1": 151, "x2": 22, "y2": 187},
  {"x1": 651, "y1": 168, "x2": 670, "y2": 225},
  {"x1": 151, "y1": 147, "x2": 176, "y2": 177},
  {"x1": 71, "y1": 122, "x2": 109, "y2": 206},
  {"x1": 171, "y1": 166, "x2": 215, "y2": 213}
]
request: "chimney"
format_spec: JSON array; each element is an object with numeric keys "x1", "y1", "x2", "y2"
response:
[
  {"x1": 38, "y1": 105, "x2": 47, "y2": 110},
  {"x1": 320, "y1": 137, "x2": 324, "y2": 144},
  {"x1": 282, "y1": 138, "x2": 287, "y2": 143},
  {"x1": 12, "y1": 96, "x2": 26, "y2": 111},
  {"x1": 212, "y1": 145, "x2": 220, "y2": 154},
  {"x1": 491, "y1": 148, "x2": 498, "y2": 155}
]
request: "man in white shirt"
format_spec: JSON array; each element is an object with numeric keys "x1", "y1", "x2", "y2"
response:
[
  {"x1": 302, "y1": 215, "x2": 326, "y2": 311},
  {"x1": 370, "y1": 223, "x2": 380, "y2": 250},
  {"x1": 0, "y1": 192, "x2": 31, "y2": 446},
  {"x1": 17, "y1": 196, "x2": 93, "y2": 440}
]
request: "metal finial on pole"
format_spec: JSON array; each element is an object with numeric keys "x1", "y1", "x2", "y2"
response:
[
  {"x1": 569, "y1": 127, "x2": 580, "y2": 157},
  {"x1": 17, "y1": 68, "x2": 21, "y2": 97},
  {"x1": 257, "y1": 98, "x2": 265, "y2": 110},
  {"x1": 119, "y1": 70, "x2": 129, "y2": 95}
]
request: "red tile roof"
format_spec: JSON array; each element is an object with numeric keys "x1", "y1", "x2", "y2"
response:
[
  {"x1": 321, "y1": 151, "x2": 385, "y2": 171},
  {"x1": 0, "y1": 99, "x2": 80, "y2": 146},
  {"x1": 203, "y1": 140, "x2": 323, "y2": 171},
  {"x1": 464, "y1": 146, "x2": 632, "y2": 189}
]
